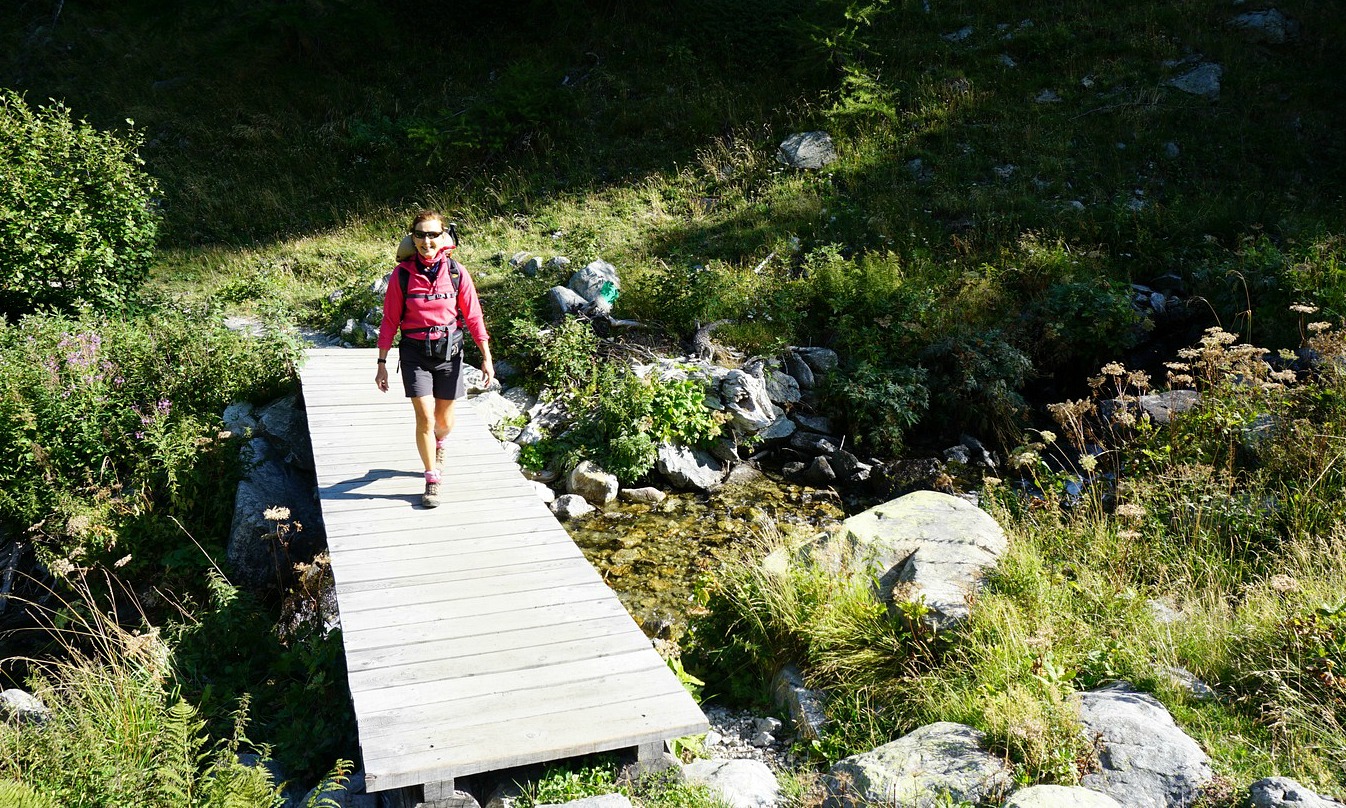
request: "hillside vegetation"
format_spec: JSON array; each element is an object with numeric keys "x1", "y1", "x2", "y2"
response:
[{"x1": 3, "y1": 0, "x2": 1346, "y2": 804}]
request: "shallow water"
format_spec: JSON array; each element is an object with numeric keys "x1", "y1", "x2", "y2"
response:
[{"x1": 563, "y1": 470, "x2": 847, "y2": 637}]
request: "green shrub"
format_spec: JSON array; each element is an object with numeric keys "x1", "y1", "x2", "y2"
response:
[
  {"x1": 0, "y1": 312, "x2": 299, "y2": 575},
  {"x1": 822, "y1": 361, "x2": 929, "y2": 456},
  {"x1": 0, "y1": 90, "x2": 159, "y2": 317},
  {"x1": 551, "y1": 364, "x2": 725, "y2": 484}
]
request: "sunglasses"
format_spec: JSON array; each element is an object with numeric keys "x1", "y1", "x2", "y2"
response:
[{"x1": 411, "y1": 230, "x2": 444, "y2": 240}]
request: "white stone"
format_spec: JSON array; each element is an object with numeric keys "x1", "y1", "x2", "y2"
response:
[
  {"x1": 1004, "y1": 785, "x2": 1123, "y2": 808},
  {"x1": 777, "y1": 132, "x2": 838, "y2": 170},
  {"x1": 684, "y1": 759, "x2": 780, "y2": 808}
]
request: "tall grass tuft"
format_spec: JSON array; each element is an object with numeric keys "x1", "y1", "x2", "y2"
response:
[{"x1": 0, "y1": 574, "x2": 284, "y2": 807}]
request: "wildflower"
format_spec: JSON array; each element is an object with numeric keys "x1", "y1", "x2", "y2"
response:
[
  {"x1": 156, "y1": 398, "x2": 171, "y2": 413},
  {"x1": 264, "y1": 506, "x2": 292, "y2": 521},
  {"x1": 1010, "y1": 448, "x2": 1040, "y2": 469},
  {"x1": 982, "y1": 476, "x2": 1002, "y2": 488},
  {"x1": 1040, "y1": 430, "x2": 1057, "y2": 444},
  {"x1": 1117, "y1": 529, "x2": 1141, "y2": 541},
  {"x1": 1308, "y1": 321, "x2": 1331, "y2": 334},
  {"x1": 1115, "y1": 502, "x2": 1147, "y2": 521},
  {"x1": 1100, "y1": 362, "x2": 1126, "y2": 376},
  {"x1": 114, "y1": 554, "x2": 133, "y2": 568},
  {"x1": 1079, "y1": 454, "x2": 1098, "y2": 472},
  {"x1": 1289, "y1": 303, "x2": 1319, "y2": 314}
]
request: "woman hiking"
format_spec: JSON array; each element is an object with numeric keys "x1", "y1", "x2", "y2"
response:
[{"x1": 375, "y1": 210, "x2": 495, "y2": 508}]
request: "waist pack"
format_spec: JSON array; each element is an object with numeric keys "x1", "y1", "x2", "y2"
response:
[{"x1": 403, "y1": 329, "x2": 463, "y2": 360}]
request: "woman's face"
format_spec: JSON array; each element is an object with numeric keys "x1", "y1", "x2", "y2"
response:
[{"x1": 411, "y1": 218, "x2": 447, "y2": 261}]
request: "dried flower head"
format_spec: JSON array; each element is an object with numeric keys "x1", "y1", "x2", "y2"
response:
[
  {"x1": 1115, "y1": 502, "x2": 1147, "y2": 521},
  {"x1": 263, "y1": 506, "x2": 292, "y2": 522},
  {"x1": 1289, "y1": 303, "x2": 1319, "y2": 314}
]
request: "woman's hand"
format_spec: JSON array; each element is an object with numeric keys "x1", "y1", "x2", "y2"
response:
[
  {"x1": 375, "y1": 363, "x2": 389, "y2": 392},
  {"x1": 480, "y1": 356, "x2": 495, "y2": 389}
]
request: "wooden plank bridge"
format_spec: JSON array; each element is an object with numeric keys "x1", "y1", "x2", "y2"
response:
[{"x1": 299, "y1": 348, "x2": 707, "y2": 796}]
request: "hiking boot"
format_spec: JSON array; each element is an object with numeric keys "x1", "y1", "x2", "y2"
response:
[
  {"x1": 435, "y1": 441, "x2": 446, "y2": 469},
  {"x1": 422, "y1": 479, "x2": 442, "y2": 508}
]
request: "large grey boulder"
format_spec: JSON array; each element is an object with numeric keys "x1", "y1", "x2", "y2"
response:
[
  {"x1": 568, "y1": 460, "x2": 619, "y2": 507},
  {"x1": 765, "y1": 369, "x2": 801, "y2": 404},
  {"x1": 794, "y1": 347, "x2": 839, "y2": 374},
  {"x1": 1004, "y1": 785, "x2": 1122, "y2": 808},
  {"x1": 467, "y1": 390, "x2": 522, "y2": 428},
  {"x1": 657, "y1": 443, "x2": 724, "y2": 492},
  {"x1": 778, "y1": 132, "x2": 838, "y2": 170},
  {"x1": 1137, "y1": 390, "x2": 1200, "y2": 425},
  {"x1": 1229, "y1": 10, "x2": 1299, "y2": 45},
  {"x1": 256, "y1": 394, "x2": 314, "y2": 471},
  {"x1": 552, "y1": 494, "x2": 596, "y2": 520},
  {"x1": 1078, "y1": 682, "x2": 1213, "y2": 808},
  {"x1": 784, "y1": 351, "x2": 815, "y2": 389},
  {"x1": 223, "y1": 401, "x2": 258, "y2": 435},
  {"x1": 758, "y1": 414, "x2": 797, "y2": 441},
  {"x1": 772, "y1": 665, "x2": 828, "y2": 740},
  {"x1": 619, "y1": 486, "x2": 666, "y2": 505},
  {"x1": 823, "y1": 722, "x2": 1012, "y2": 808},
  {"x1": 720, "y1": 369, "x2": 777, "y2": 433},
  {"x1": 682, "y1": 759, "x2": 779, "y2": 808},
  {"x1": 0, "y1": 688, "x2": 50, "y2": 724},
  {"x1": 1169, "y1": 63, "x2": 1223, "y2": 101},
  {"x1": 827, "y1": 491, "x2": 1008, "y2": 629},
  {"x1": 227, "y1": 438, "x2": 326, "y2": 592},
  {"x1": 1246, "y1": 777, "x2": 1345, "y2": 808}
]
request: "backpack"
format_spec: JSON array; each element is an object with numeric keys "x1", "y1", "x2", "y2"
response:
[{"x1": 396, "y1": 259, "x2": 464, "y2": 331}]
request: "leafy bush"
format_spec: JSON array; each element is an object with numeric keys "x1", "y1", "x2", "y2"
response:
[
  {"x1": 545, "y1": 364, "x2": 725, "y2": 484},
  {"x1": 0, "y1": 90, "x2": 159, "y2": 316},
  {"x1": 0, "y1": 312, "x2": 299, "y2": 575},
  {"x1": 822, "y1": 361, "x2": 929, "y2": 455}
]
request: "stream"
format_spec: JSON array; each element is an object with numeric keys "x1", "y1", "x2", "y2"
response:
[{"x1": 562, "y1": 469, "x2": 850, "y2": 637}]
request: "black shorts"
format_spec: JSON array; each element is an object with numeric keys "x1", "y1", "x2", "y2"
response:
[{"x1": 398, "y1": 341, "x2": 466, "y2": 400}]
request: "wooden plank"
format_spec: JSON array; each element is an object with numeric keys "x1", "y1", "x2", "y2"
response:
[
  {"x1": 355, "y1": 664, "x2": 687, "y2": 741},
  {"x1": 344, "y1": 610, "x2": 636, "y2": 678},
  {"x1": 327, "y1": 522, "x2": 562, "y2": 562},
  {"x1": 320, "y1": 504, "x2": 558, "y2": 541},
  {"x1": 324, "y1": 514, "x2": 562, "y2": 556},
  {"x1": 331, "y1": 543, "x2": 590, "y2": 591},
  {"x1": 362, "y1": 695, "x2": 707, "y2": 791},
  {"x1": 317, "y1": 478, "x2": 539, "y2": 515},
  {"x1": 337, "y1": 558, "x2": 601, "y2": 616},
  {"x1": 338, "y1": 580, "x2": 616, "y2": 632},
  {"x1": 351, "y1": 648, "x2": 664, "y2": 715},
  {"x1": 347, "y1": 626, "x2": 655, "y2": 692},
  {"x1": 339, "y1": 592, "x2": 629, "y2": 655}
]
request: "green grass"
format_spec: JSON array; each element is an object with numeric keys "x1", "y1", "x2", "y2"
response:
[{"x1": 4, "y1": 0, "x2": 1346, "y2": 804}]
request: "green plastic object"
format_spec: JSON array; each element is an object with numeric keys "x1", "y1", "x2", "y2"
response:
[{"x1": 599, "y1": 280, "x2": 620, "y2": 304}]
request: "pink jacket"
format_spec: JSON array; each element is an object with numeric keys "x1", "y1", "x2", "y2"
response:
[{"x1": 378, "y1": 252, "x2": 490, "y2": 352}]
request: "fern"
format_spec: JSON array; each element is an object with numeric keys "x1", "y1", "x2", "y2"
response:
[
  {"x1": 0, "y1": 780, "x2": 60, "y2": 808},
  {"x1": 155, "y1": 698, "x2": 210, "y2": 805},
  {"x1": 304, "y1": 759, "x2": 354, "y2": 808}
]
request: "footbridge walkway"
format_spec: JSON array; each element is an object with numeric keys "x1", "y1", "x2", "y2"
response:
[{"x1": 299, "y1": 348, "x2": 707, "y2": 799}]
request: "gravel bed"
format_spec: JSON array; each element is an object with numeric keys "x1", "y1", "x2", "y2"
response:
[{"x1": 701, "y1": 704, "x2": 809, "y2": 771}]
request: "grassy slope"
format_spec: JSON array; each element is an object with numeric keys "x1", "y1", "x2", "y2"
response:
[{"x1": 5, "y1": 0, "x2": 1346, "y2": 801}]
